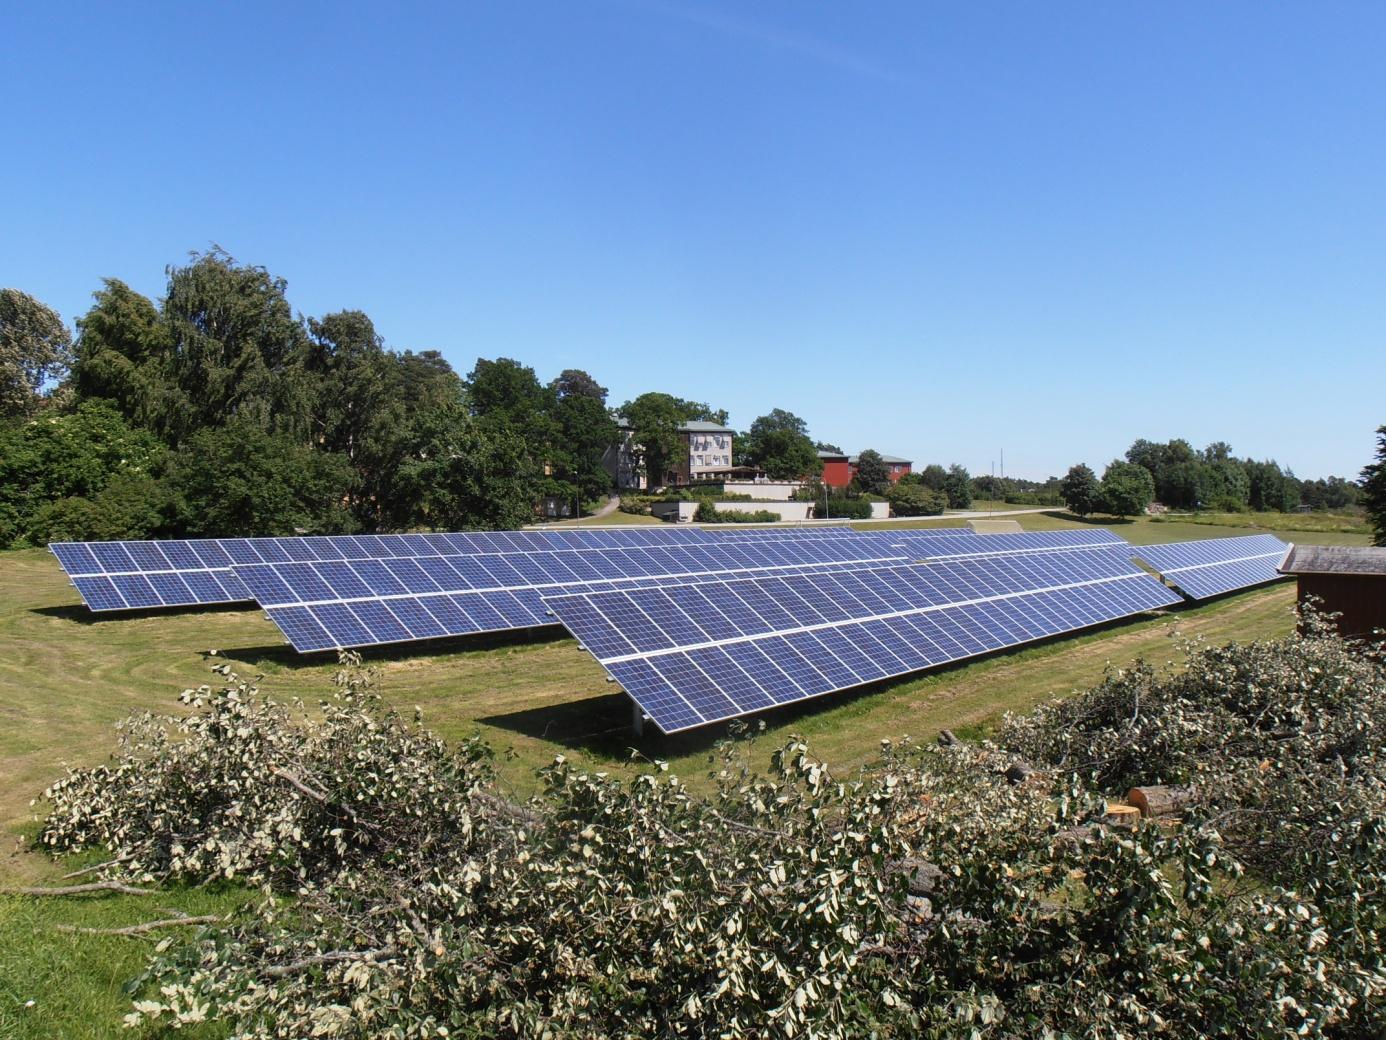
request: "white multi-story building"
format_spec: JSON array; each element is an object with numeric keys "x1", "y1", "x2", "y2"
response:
[{"x1": 603, "y1": 419, "x2": 739, "y2": 489}]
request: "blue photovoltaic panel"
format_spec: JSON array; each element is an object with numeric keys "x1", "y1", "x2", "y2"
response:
[
  {"x1": 236, "y1": 539, "x2": 916, "y2": 652},
  {"x1": 884, "y1": 528, "x2": 1127, "y2": 558},
  {"x1": 1132, "y1": 535, "x2": 1288, "y2": 600},
  {"x1": 544, "y1": 549, "x2": 1182, "y2": 734},
  {"x1": 48, "y1": 528, "x2": 722, "y2": 612},
  {"x1": 51, "y1": 540, "x2": 253, "y2": 611}
]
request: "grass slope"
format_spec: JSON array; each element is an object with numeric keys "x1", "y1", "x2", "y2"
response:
[{"x1": 0, "y1": 511, "x2": 1366, "y2": 1036}]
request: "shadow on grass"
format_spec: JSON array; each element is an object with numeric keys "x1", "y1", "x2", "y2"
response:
[
  {"x1": 222, "y1": 624, "x2": 573, "y2": 671},
  {"x1": 30, "y1": 601, "x2": 252, "y2": 625},
  {"x1": 1041, "y1": 510, "x2": 1137, "y2": 526}
]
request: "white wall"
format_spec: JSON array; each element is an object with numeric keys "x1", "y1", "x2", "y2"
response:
[
  {"x1": 722, "y1": 481, "x2": 804, "y2": 501},
  {"x1": 714, "y1": 501, "x2": 814, "y2": 521},
  {"x1": 651, "y1": 501, "x2": 700, "y2": 523}
]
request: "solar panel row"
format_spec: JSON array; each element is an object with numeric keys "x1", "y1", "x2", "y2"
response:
[
  {"x1": 1132, "y1": 534, "x2": 1288, "y2": 600},
  {"x1": 545, "y1": 550, "x2": 1182, "y2": 733},
  {"x1": 236, "y1": 540, "x2": 916, "y2": 652},
  {"x1": 50, "y1": 527, "x2": 724, "y2": 612}
]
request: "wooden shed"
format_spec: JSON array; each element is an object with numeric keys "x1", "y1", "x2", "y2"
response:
[{"x1": 1278, "y1": 544, "x2": 1386, "y2": 641}]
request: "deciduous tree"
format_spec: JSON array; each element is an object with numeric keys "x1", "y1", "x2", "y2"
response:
[
  {"x1": 944, "y1": 464, "x2": 972, "y2": 508},
  {"x1": 854, "y1": 449, "x2": 890, "y2": 495},
  {"x1": 1060, "y1": 463, "x2": 1102, "y2": 516},
  {"x1": 1099, "y1": 459, "x2": 1155, "y2": 517},
  {"x1": 0, "y1": 288, "x2": 73, "y2": 417},
  {"x1": 165, "y1": 419, "x2": 356, "y2": 537},
  {"x1": 745, "y1": 409, "x2": 820, "y2": 480}
]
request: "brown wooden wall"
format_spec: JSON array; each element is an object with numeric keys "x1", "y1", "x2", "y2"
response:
[{"x1": 1297, "y1": 574, "x2": 1386, "y2": 641}]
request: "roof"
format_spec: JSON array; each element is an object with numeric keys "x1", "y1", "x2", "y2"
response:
[
  {"x1": 1279, "y1": 544, "x2": 1386, "y2": 577},
  {"x1": 611, "y1": 415, "x2": 733, "y2": 434},
  {"x1": 817, "y1": 449, "x2": 848, "y2": 460},
  {"x1": 849, "y1": 454, "x2": 912, "y2": 465}
]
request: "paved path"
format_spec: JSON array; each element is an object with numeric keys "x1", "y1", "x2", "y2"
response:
[{"x1": 523, "y1": 493, "x2": 621, "y2": 529}]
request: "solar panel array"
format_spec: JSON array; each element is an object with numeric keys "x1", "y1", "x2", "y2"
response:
[
  {"x1": 545, "y1": 548, "x2": 1183, "y2": 733},
  {"x1": 1132, "y1": 534, "x2": 1288, "y2": 600},
  {"x1": 234, "y1": 538, "x2": 915, "y2": 652},
  {"x1": 52, "y1": 521, "x2": 1292, "y2": 735}
]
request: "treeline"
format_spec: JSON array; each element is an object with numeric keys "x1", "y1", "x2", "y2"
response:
[
  {"x1": 0, "y1": 253, "x2": 742, "y2": 546},
  {"x1": 1060, "y1": 437, "x2": 1364, "y2": 518}
]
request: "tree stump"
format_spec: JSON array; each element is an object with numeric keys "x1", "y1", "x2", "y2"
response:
[{"x1": 1126, "y1": 785, "x2": 1197, "y2": 818}]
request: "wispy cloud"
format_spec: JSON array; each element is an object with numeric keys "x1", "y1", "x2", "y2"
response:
[{"x1": 625, "y1": 0, "x2": 908, "y2": 86}]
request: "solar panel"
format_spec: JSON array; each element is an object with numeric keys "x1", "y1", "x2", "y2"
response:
[
  {"x1": 49, "y1": 528, "x2": 723, "y2": 612},
  {"x1": 236, "y1": 539, "x2": 915, "y2": 652},
  {"x1": 885, "y1": 528, "x2": 1127, "y2": 558},
  {"x1": 50, "y1": 540, "x2": 254, "y2": 611},
  {"x1": 1132, "y1": 534, "x2": 1288, "y2": 600},
  {"x1": 544, "y1": 549, "x2": 1183, "y2": 733}
]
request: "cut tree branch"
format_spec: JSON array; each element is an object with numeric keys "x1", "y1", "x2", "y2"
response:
[
  {"x1": 57, "y1": 914, "x2": 224, "y2": 936},
  {"x1": 5, "y1": 880, "x2": 155, "y2": 897},
  {"x1": 272, "y1": 767, "x2": 328, "y2": 803},
  {"x1": 262, "y1": 947, "x2": 395, "y2": 978}
]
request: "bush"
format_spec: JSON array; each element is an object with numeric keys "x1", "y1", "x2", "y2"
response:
[
  {"x1": 694, "y1": 501, "x2": 781, "y2": 523},
  {"x1": 26, "y1": 473, "x2": 170, "y2": 544},
  {"x1": 886, "y1": 483, "x2": 946, "y2": 516},
  {"x1": 618, "y1": 494, "x2": 651, "y2": 515},
  {"x1": 33, "y1": 632, "x2": 1386, "y2": 1039},
  {"x1": 813, "y1": 497, "x2": 873, "y2": 519}
]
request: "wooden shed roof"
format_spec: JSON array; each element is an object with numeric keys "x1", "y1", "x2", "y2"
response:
[{"x1": 1278, "y1": 544, "x2": 1386, "y2": 576}]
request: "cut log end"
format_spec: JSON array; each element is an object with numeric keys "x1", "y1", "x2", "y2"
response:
[{"x1": 1126, "y1": 785, "x2": 1198, "y2": 818}]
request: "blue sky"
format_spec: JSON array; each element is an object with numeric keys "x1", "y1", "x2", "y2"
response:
[{"x1": 3, "y1": 2, "x2": 1383, "y2": 480}]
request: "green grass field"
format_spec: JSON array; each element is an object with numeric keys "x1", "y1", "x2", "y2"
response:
[{"x1": 0, "y1": 511, "x2": 1370, "y2": 1036}]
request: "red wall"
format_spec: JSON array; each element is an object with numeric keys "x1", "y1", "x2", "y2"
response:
[
  {"x1": 822, "y1": 459, "x2": 851, "y2": 487},
  {"x1": 844, "y1": 462, "x2": 913, "y2": 485}
]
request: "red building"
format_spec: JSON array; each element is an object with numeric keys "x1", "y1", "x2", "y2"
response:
[
  {"x1": 818, "y1": 450, "x2": 913, "y2": 489},
  {"x1": 818, "y1": 450, "x2": 851, "y2": 488}
]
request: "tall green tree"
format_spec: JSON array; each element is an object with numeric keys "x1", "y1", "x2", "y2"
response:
[
  {"x1": 303, "y1": 310, "x2": 392, "y2": 462},
  {"x1": 854, "y1": 449, "x2": 891, "y2": 496},
  {"x1": 1060, "y1": 463, "x2": 1103, "y2": 516},
  {"x1": 159, "y1": 249, "x2": 310, "y2": 443},
  {"x1": 70, "y1": 279, "x2": 172, "y2": 426},
  {"x1": 944, "y1": 464, "x2": 973, "y2": 508},
  {"x1": 355, "y1": 349, "x2": 466, "y2": 531},
  {"x1": 917, "y1": 464, "x2": 948, "y2": 491},
  {"x1": 619, "y1": 393, "x2": 725, "y2": 488},
  {"x1": 548, "y1": 369, "x2": 618, "y2": 502},
  {"x1": 1361, "y1": 425, "x2": 1386, "y2": 546},
  {"x1": 745, "y1": 409, "x2": 819, "y2": 480},
  {"x1": 395, "y1": 405, "x2": 538, "y2": 530},
  {"x1": 0, "y1": 288, "x2": 73, "y2": 417},
  {"x1": 1100, "y1": 460, "x2": 1155, "y2": 517}
]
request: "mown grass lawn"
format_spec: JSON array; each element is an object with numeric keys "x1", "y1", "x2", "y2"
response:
[{"x1": 0, "y1": 512, "x2": 1367, "y2": 1037}]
